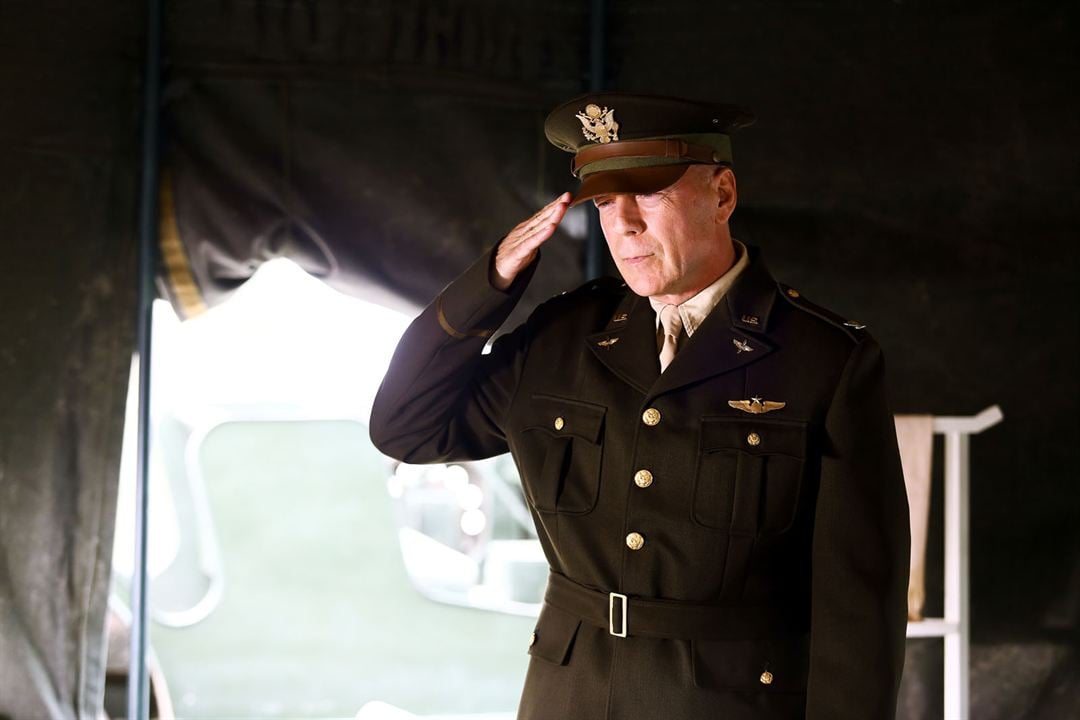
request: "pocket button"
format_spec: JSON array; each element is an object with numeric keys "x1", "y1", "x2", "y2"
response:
[{"x1": 746, "y1": 431, "x2": 761, "y2": 447}]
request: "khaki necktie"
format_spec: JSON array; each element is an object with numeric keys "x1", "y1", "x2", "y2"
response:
[{"x1": 658, "y1": 305, "x2": 685, "y2": 372}]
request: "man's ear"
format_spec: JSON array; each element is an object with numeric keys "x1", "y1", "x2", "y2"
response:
[{"x1": 713, "y1": 166, "x2": 737, "y2": 223}]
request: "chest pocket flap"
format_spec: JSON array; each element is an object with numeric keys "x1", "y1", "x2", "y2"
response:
[
  {"x1": 524, "y1": 393, "x2": 606, "y2": 443},
  {"x1": 695, "y1": 416, "x2": 808, "y2": 536},
  {"x1": 700, "y1": 416, "x2": 808, "y2": 459},
  {"x1": 517, "y1": 394, "x2": 606, "y2": 514}
]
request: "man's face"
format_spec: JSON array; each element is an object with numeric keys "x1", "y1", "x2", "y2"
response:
[{"x1": 593, "y1": 165, "x2": 735, "y2": 302}]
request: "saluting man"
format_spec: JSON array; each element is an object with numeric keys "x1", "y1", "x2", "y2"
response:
[{"x1": 370, "y1": 92, "x2": 910, "y2": 720}]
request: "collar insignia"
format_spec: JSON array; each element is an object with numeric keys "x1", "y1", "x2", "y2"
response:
[
  {"x1": 596, "y1": 337, "x2": 620, "y2": 347},
  {"x1": 733, "y1": 338, "x2": 754, "y2": 354},
  {"x1": 576, "y1": 104, "x2": 619, "y2": 144},
  {"x1": 728, "y1": 397, "x2": 786, "y2": 415}
]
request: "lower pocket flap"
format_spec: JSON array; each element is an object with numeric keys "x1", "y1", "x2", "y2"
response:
[
  {"x1": 692, "y1": 633, "x2": 810, "y2": 691},
  {"x1": 528, "y1": 603, "x2": 582, "y2": 666}
]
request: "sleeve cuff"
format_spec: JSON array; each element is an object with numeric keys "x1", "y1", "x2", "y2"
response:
[{"x1": 435, "y1": 243, "x2": 539, "y2": 339}]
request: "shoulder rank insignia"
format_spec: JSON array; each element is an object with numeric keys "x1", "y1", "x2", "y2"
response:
[
  {"x1": 733, "y1": 338, "x2": 753, "y2": 354},
  {"x1": 596, "y1": 337, "x2": 620, "y2": 347},
  {"x1": 728, "y1": 397, "x2": 786, "y2": 415},
  {"x1": 576, "y1": 104, "x2": 619, "y2": 144},
  {"x1": 843, "y1": 320, "x2": 867, "y2": 329}
]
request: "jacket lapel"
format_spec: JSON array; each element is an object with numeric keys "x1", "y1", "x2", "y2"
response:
[
  {"x1": 647, "y1": 300, "x2": 774, "y2": 399},
  {"x1": 585, "y1": 292, "x2": 660, "y2": 394},
  {"x1": 648, "y1": 243, "x2": 780, "y2": 399},
  {"x1": 584, "y1": 243, "x2": 781, "y2": 398}
]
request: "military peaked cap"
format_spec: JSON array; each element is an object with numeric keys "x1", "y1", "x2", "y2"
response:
[{"x1": 544, "y1": 92, "x2": 755, "y2": 207}]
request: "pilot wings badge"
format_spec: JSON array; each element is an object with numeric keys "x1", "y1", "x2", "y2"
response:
[
  {"x1": 576, "y1": 104, "x2": 619, "y2": 144},
  {"x1": 728, "y1": 397, "x2": 786, "y2": 415}
]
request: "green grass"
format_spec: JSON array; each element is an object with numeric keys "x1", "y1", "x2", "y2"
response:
[{"x1": 150, "y1": 420, "x2": 531, "y2": 718}]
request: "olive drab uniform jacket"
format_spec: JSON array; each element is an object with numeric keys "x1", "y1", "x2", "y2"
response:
[{"x1": 369, "y1": 242, "x2": 910, "y2": 720}]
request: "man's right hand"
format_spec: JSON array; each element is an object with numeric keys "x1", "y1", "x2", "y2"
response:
[{"x1": 491, "y1": 192, "x2": 572, "y2": 291}]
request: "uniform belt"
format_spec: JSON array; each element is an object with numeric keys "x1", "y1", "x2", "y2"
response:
[{"x1": 544, "y1": 571, "x2": 801, "y2": 641}]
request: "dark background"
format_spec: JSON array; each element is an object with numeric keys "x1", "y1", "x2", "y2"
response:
[{"x1": 2, "y1": 1, "x2": 1077, "y2": 717}]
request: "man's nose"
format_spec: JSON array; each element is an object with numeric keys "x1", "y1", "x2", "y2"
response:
[{"x1": 610, "y1": 194, "x2": 644, "y2": 235}]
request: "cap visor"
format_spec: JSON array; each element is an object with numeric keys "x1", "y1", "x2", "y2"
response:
[{"x1": 570, "y1": 164, "x2": 692, "y2": 207}]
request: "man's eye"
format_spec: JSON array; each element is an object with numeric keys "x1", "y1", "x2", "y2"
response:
[{"x1": 594, "y1": 199, "x2": 612, "y2": 208}]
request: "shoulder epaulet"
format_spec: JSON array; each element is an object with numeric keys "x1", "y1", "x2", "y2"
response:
[
  {"x1": 587, "y1": 276, "x2": 626, "y2": 293},
  {"x1": 777, "y1": 283, "x2": 868, "y2": 343},
  {"x1": 550, "y1": 275, "x2": 625, "y2": 301}
]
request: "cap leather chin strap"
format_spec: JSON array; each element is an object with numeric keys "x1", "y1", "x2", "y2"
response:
[{"x1": 572, "y1": 138, "x2": 723, "y2": 177}]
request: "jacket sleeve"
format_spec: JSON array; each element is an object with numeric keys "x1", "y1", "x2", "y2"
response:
[
  {"x1": 368, "y1": 244, "x2": 538, "y2": 463},
  {"x1": 805, "y1": 336, "x2": 911, "y2": 719}
]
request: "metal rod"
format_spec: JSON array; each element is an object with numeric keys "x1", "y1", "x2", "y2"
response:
[
  {"x1": 943, "y1": 431, "x2": 971, "y2": 719},
  {"x1": 128, "y1": 0, "x2": 163, "y2": 715},
  {"x1": 584, "y1": 0, "x2": 607, "y2": 280}
]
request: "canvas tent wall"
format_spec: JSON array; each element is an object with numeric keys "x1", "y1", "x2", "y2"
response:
[{"x1": 2, "y1": 1, "x2": 1078, "y2": 718}]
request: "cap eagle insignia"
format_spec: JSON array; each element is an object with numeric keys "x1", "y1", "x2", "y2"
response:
[
  {"x1": 576, "y1": 104, "x2": 619, "y2": 144},
  {"x1": 728, "y1": 397, "x2": 787, "y2": 415}
]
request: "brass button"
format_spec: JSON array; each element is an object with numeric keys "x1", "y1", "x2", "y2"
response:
[
  {"x1": 759, "y1": 670, "x2": 774, "y2": 685},
  {"x1": 625, "y1": 532, "x2": 645, "y2": 550},
  {"x1": 642, "y1": 408, "x2": 661, "y2": 426},
  {"x1": 786, "y1": 288, "x2": 800, "y2": 298},
  {"x1": 553, "y1": 416, "x2": 565, "y2": 431},
  {"x1": 747, "y1": 432, "x2": 761, "y2": 447},
  {"x1": 633, "y1": 469, "x2": 654, "y2": 488},
  {"x1": 529, "y1": 631, "x2": 537, "y2": 647}
]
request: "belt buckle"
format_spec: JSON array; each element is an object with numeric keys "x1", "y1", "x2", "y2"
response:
[{"x1": 609, "y1": 592, "x2": 628, "y2": 638}]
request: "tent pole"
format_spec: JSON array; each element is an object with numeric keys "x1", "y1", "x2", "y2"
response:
[
  {"x1": 128, "y1": 0, "x2": 162, "y2": 716},
  {"x1": 584, "y1": 0, "x2": 607, "y2": 280}
]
